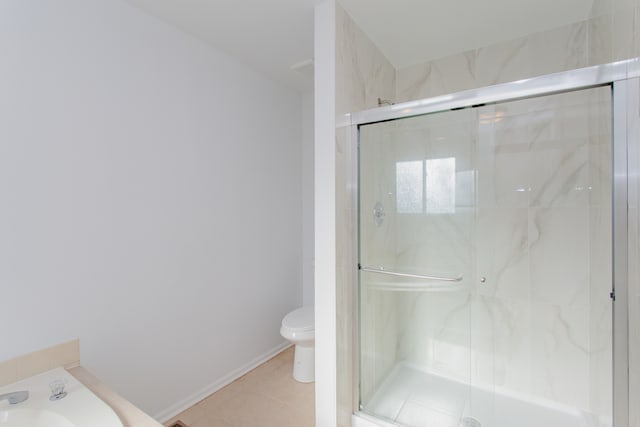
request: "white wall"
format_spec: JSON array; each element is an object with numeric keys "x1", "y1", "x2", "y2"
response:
[
  {"x1": 0, "y1": 0, "x2": 303, "y2": 418},
  {"x1": 302, "y1": 91, "x2": 315, "y2": 307},
  {"x1": 314, "y1": 1, "x2": 337, "y2": 426}
]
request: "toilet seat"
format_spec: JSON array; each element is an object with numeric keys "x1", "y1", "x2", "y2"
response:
[{"x1": 281, "y1": 306, "x2": 314, "y2": 332}]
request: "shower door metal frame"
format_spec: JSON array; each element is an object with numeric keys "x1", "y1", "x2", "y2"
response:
[
  {"x1": 613, "y1": 77, "x2": 630, "y2": 427},
  {"x1": 351, "y1": 58, "x2": 640, "y2": 426}
]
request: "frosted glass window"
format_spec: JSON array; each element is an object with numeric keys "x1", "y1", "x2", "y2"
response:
[
  {"x1": 396, "y1": 158, "x2": 456, "y2": 214},
  {"x1": 426, "y1": 158, "x2": 456, "y2": 214},
  {"x1": 396, "y1": 161, "x2": 423, "y2": 213}
]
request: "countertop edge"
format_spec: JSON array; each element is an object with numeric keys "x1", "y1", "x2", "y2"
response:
[{"x1": 67, "y1": 366, "x2": 163, "y2": 427}]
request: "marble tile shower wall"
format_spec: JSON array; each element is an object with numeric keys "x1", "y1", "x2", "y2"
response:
[
  {"x1": 600, "y1": 3, "x2": 640, "y2": 424},
  {"x1": 587, "y1": 87, "x2": 614, "y2": 418},
  {"x1": 387, "y1": 1, "x2": 634, "y2": 421},
  {"x1": 334, "y1": 5, "x2": 396, "y2": 426},
  {"x1": 386, "y1": 87, "x2": 612, "y2": 418},
  {"x1": 359, "y1": 109, "x2": 476, "y2": 401},
  {"x1": 395, "y1": 21, "x2": 588, "y2": 103},
  {"x1": 335, "y1": 4, "x2": 395, "y2": 117},
  {"x1": 357, "y1": 124, "x2": 401, "y2": 404},
  {"x1": 477, "y1": 88, "x2": 611, "y2": 415},
  {"x1": 396, "y1": 0, "x2": 640, "y2": 103},
  {"x1": 607, "y1": 0, "x2": 640, "y2": 63},
  {"x1": 336, "y1": 0, "x2": 637, "y2": 424}
]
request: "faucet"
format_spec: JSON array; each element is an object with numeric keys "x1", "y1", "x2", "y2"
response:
[{"x1": 0, "y1": 390, "x2": 29, "y2": 404}]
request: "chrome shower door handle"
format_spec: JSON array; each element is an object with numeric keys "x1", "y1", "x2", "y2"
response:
[{"x1": 359, "y1": 265, "x2": 463, "y2": 282}]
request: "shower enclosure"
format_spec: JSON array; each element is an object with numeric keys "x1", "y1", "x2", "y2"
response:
[{"x1": 354, "y1": 60, "x2": 640, "y2": 427}]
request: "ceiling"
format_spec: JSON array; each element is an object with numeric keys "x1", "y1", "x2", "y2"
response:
[
  {"x1": 123, "y1": 0, "x2": 594, "y2": 93},
  {"x1": 123, "y1": 0, "x2": 317, "y2": 92}
]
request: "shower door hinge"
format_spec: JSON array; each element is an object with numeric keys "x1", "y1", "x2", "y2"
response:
[{"x1": 610, "y1": 290, "x2": 616, "y2": 301}]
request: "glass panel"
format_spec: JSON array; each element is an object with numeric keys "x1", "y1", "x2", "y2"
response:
[
  {"x1": 359, "y1": 107, "x2": 476, "y2": 426},
  {"x1": 358, "y1": 85, "x2": 612, "y2": 427}
]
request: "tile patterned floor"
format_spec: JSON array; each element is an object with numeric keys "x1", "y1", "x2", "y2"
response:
[{"x1": 165, "y1": 347, "x2": 315, "y2": 427}]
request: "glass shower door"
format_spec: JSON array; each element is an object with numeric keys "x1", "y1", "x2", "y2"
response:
[
  {"x1": 359, "y1": 106, "x2": 476, "y2": 426},
  {"x1": 358, "y1": 85, "x2": 612, "y2": 427}
]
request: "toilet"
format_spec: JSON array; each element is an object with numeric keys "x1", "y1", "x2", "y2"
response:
[{"x1": 280, "y1": 306, "x2": 315, "y2": 383}]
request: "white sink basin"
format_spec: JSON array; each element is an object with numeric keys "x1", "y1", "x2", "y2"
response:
[
  {"x1": 0, "y1": 408, "x2": 75, "y2": 427},
  {"x1": 0, "y1": 368, "x2": 123, "y2": 427}
]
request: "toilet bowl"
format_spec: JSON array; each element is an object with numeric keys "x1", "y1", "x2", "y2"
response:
[{"x1": 280, "y1": 306, "x2": 314, "y2": 383}]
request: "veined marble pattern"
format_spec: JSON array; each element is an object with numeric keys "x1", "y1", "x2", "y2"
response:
[
  {"x1": 586, "y1": 0, "x2": 640, "y2": 65},
  {"x1": 611, "y1": 0, "x2": 638, "y2": 61},
  {"x1": 589, "y1": 213, "x2": 613, "y2": 415},
  {"x1": 335, "y1": 4, "x2": 395, "y2": 117},
  {"x1": 475, "y1": 208, "x2": 529, "y2": 299},
  {"x1": 528, "y1": 207, "x2": 590, "y2": 306},
  {"x1": 396, "y1": 0, "x2": 640, "y2": 105},
  {"x1": 359, "y1": 107, "x2": 476, "y2": 272},
  {"x1": 396, "y1": 21, "x2": 588, "y2": 102},
  {"x1": 336, "y1": 127, "x2": 358, "y2": 427},
  {"x1": 339, "y1": 1, "x2": 638, "y2": 423},
  {"x1": 359, "y1": 123, "x2": 398, "y2": 269},
  {"x1": 339, "y1": 0, "x2": 640, "y2": 424},
  {"x1": 588, "y1": 15, "x2": 613, "y2": 65},
  {"x1": 525, "y1": 22, "x2": 587, "y2": 80},
  {"x1": 335, "y1": 5, "x2": 397, "y2": 426},
  {"x1": 396, "y1": 52, "x2": 476, "y2": 105},
  {"x1": 359, "y1": 286, "x2": 401, "y2": 403},
  {"x1": 358, "y1": 85, "x2": 613, "y2": 423},
  {"x1": 396, "y1": 291, "x2": 472, "y2": 382}
]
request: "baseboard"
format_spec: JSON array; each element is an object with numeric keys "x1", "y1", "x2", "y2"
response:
[{"x1": 154, "y1": 341, "x2": 291, "y2": 423}]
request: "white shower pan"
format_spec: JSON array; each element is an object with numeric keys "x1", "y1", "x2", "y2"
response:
[{"x1": 354, "y1": 363, "x2": 611, "y2": 427}]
